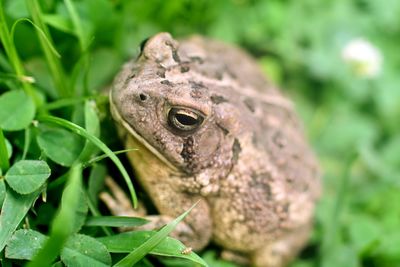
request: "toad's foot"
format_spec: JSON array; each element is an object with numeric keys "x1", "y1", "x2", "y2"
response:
[
  {"x1": 251, "y1": 225, "x2": 312, "y2": 267},
  {"x1": 99, "y1": 177, "x2": 211, "y2": 250},
  {"x1": 99, "y1": 177, "x2": 146, "y2": 217}
]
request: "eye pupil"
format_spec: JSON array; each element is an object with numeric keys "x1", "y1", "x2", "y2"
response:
[
  {"x1": 168, "y1": 108, "x2": 204, "y2": 132},
  {"x1": 175, "y1": 113, "x2": 198, "y2": 126}
]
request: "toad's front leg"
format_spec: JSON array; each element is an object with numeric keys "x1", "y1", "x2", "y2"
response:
[{"x1": 100, "y1": 177, "x2": 212, "y2": 250}]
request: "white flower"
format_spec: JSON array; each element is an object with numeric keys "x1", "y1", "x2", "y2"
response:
[{"x1": 341, "y1": 38, "x2": 383, "y2": 78}]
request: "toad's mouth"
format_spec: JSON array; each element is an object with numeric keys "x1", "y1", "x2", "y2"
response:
[{"x1": 110, "y1": 96, "x2": 179, "y2": 173}]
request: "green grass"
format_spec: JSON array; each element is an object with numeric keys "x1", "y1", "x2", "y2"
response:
[{"x1": 1, "y1": 0, "x2": 400, "y2": 266}]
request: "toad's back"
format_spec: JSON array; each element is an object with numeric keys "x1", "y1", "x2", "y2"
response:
[{"x1": 180, "y1": 34, "x2": 321, "y2": 256}]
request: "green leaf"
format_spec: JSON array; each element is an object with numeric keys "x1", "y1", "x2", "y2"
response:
[
  {"x1": 43, "y1": 14, "x2": 74, "y2": 34},
  {"x1": 52, "y1": 261, "x2": 64, "y2": 267},
  {"x1": 5, "y1": 137, "x2": 12, "y2": 159},
  {"x1": 61, "y1": 234, "x2": 111, "y2": 267},
  {"x1": 87, "y1": 48, "x2": 121, "y2": 90},
  {"x1": 5, "y1": 160, "x2": 51, "y2": 194},
  {"x1": 5, "y1": 0, "x2": 29, "y2": 18},
  {"x1": 320, "y1": 244, "x2": 359, "y2": 267},
  {"x1": 87, "y1": 163, "x2": 106, "y2": 208},
  {"x1": 0, "y1": 179, "x2": 5, "y2": 207},
  {"x1": 348, "y1": 215, "x2": 381, "y2": 254},
  {"x1": 0, "y1": 128, "x2": 10, "y2": 172},
  {"x1": 0, "y1": 187, "x2": 41, "y2": 252},
  {"x1": 0, "y1": 130, "x2": 12, "y2": 163},
  {"x1": 37, "y1": 127, "x2": 84, "y2": 166},
  {"x1": 37, "y1": 115, "x2": 137, "y2": 208},
  {"x1": 27, "y1": 164, "x2": 82, "y2": 267},
  {"x1": 316, "y1": 106, "x2": 378, "y2": 155},
  {"x1": 24, "y1": 57, "x2": 58, "y2": 99},
  {"x1": 71, "y1": 186, "x2": 89, "y2": 233},
  {"x1": 375, "y1": 231, "x2": 400, "y2": 261},
  {"x1": 0, "y1": 90, "x2": 35, "y2": 131},
  {"x1": 5, "y1": 229, "x2": 48, "y2": 260},
  {"x1": 289, "y1": 260, "x2": 314, "y2": 267},
  {"x1": 85, "y1": 216, "x2": 149, "y2": 228},
  {"x1": 98, "y1": 231, "x2": 207, "y2": 267},
  {"x1": 112, "y1": 202, "x2": 206, "y2": 267},
  {"x1": 78, "y1": 100, "x2": 100, "y2": 162},
  {"x1": 84, "y1": 100, "x2": 100, "y2": 138}
]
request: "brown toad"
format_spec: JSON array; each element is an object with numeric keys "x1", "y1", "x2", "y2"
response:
[{"x1": 105, "y1": 32, "x2": 321, "y2": 267}]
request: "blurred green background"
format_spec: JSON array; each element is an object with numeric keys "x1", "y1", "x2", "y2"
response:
[{"x1": 1, "y1": 0, "x2": 400, "y2": 266}]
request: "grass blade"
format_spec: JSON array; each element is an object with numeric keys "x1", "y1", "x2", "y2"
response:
[
  {"x1": 98, "y1": 231, "x2": 208, "y2": 266},
  {"x1": 63, "y1": 0, "x2": 88, "y2": 50},
  {"x1": 320, "y1": 153, "x2": 357, "y2": 265},
  {"x1": 37, "y1": 115, "x2": 137, "y2": 208},
  {"x1": 113, "y1": 202, "x2": 199, "y2": 267},
  {"x1": 10, "y1": 18, "x2": 61, "y2": 58},
  {"x1": 85, "y1": 216, "x2": 149, "y2": 228},
  {"x1": 22, "y1": 127, "x2": 31, "y2": 160},
  {"x1": 82, "y1": 148, "x2": 138, "y2": 168},
  {"x1": 63, "y1": 0, "x2": 93, "y2": 96},
  {"x1": 27, "y1": 163, "x2": 82, "y2": 267},
  {"x1": 42, "y1": 97, "x2": 89, "y2": 111}
]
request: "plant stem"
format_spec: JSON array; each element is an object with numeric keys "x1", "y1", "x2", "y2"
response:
[
  {"x1": 0, "y1": 0, "x2": 38, "y2": 104},
  {"x1": 25, "y1": 0, "x2": 70, "y2": 98}
]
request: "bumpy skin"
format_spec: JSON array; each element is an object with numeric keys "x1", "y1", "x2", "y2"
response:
[{"x1": 109, "y1": 33, "x2": 321, "y2": 267}]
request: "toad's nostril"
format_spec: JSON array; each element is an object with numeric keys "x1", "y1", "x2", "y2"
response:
[{"x1": 139, "y1": 93, "x2": 148, "y2": 101}]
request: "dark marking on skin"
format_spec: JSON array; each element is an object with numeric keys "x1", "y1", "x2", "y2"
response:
[
  {"x1": 189, "y1": 81, "x2": 205, "y2": 90},
  {"x1": 164, "y1": 41, "x2": 180, "y2": 62},
  {"x1": 181, "y1": 136, "x2": 197, "y2": 172},
  {"x1": 189, "y1": 80, "x2": 206, "y2": 98},
  {"x1": 232, "y1": 138, "x2": 241, "y2": 164},
  {"x1": 157, "y1": 68, "x2": 166, "y2": 78},
  {"x1": 190, "y1": 90, "x2": 203, "y2": 99},
  {"x1": 161, "y1": 80, "x2": 173, "y2": 86},
  {"x1": 172, "y1": 50, "x2": 181, "y2": 63},
  {"x1": 165, "y1": 40, "x2": 181, "y2": 63},
  {"x1": 272, "y1": 131, "x2": 286, "y2": 149},
  {"x1": 215, "y1": 71, "x2": 223, "y2": 80},
  {"x1": 180, "y1": 65, "x2": 190, "y2": 73},
  {"x1": 243, "y1": 98, "x2": 255, "y2": 113},
  {"x1": 252, "y1": 133, "x2": 259, "y2": 147},
  {"x1": 210, "y1": 95, "x2": 228, "y2": 104},
  {"x1": 216, "y1": 123, "x2": 229, "y2": 135},
  {"x1": 153, "y1": 132, "x2": 167, "y2": 151},
  {"x1": 190, "y1": 56, "x2": 204, "y2": 64},
  {"x1": 123, "y1": 73, "x2": 135, "y2": 88},
  {"x1": 225, "y1": 67, "x2": 237, "y2": 79},
  {"x1": 250, "y1": 172, "x2": 272, "y2": 199}
]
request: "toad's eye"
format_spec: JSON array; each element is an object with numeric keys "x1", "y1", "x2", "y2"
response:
[{"x1": 167, "y1": 108, "x2": 204, "y2": 132}]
